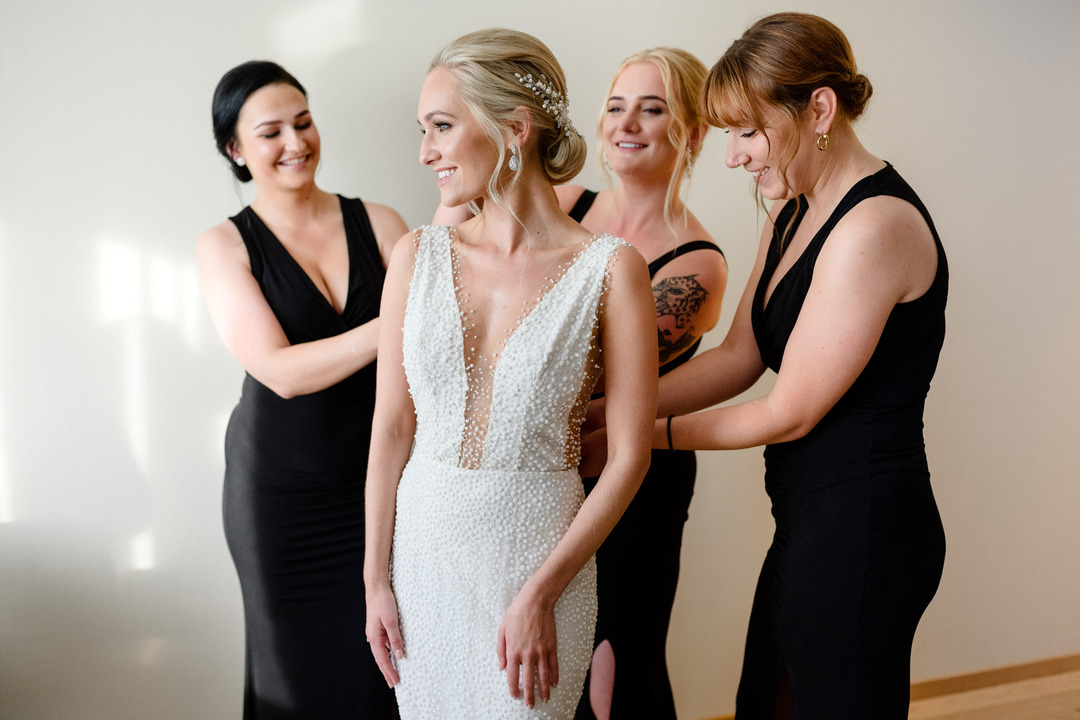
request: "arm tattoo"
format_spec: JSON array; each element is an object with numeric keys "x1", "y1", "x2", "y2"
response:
[{"x1": 654, "y1": 274, "x2": 709, "y2": 364}]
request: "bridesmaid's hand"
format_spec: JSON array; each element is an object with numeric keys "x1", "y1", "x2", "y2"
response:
[
  {"x1": 578, "y1": 427, "x2": 608, "y2": 479},
  {"x1": 365, "y1": 582, "x2": 404, "y2": 688},
  {"x1": 582, "y1": 396, "x2": 606, "y2": 435},
  {"x1": 497, "y1": 589, "x2": 559, "y2": 708}
]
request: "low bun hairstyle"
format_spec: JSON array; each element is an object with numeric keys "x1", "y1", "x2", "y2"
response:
[
  {"x1": 703, "y1": 12, "x2": 872, "y2": 208},
  {"x1": 704, "y1": 12, "x2": 872, "y2": 130},
  {"x1": 429, "y1": 28, "x2": 587, "y2": 208},
  {"x1": 845, "y1": 73, "x2": 874, "y2": 120},
  {"x1": 211, "y1": 61, "x2": 307, "y2": 183}
]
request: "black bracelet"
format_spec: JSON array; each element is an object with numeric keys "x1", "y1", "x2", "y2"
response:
[{"x1": 666, "y1": 414, "x2": 675, "y2": 451}]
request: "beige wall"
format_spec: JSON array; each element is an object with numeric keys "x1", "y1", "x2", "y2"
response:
[{"x1": 1, "y1": 1, "x2": 1077, "y2": 718}]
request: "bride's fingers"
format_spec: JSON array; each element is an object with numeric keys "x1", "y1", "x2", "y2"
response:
[
  {"x1": 505, "y1": 657, "x2": 522, "y2": 699},
  {"x1": 367, "y1": 625, "x2": 400, "y2": 687},
  {"x1": 536, "y1": 660, "x2": 551, "y2": 704},
  {"x1": 521, "y1": 660, "x2": 536, "y2": 708},
  {"x1": 496, "y1": 626, "x2": 507, "y2": 670}
]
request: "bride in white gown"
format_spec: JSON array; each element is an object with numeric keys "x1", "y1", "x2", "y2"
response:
[{"x1": 364, "y1": 29, "x2": 657, "y2": 719}]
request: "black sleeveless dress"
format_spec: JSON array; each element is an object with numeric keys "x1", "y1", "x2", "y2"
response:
[
  {"x1": 222, "y1": 196, "x2": 395, "y2": 719},
  {"x1": 570, "y1": 190, "x2": 724, "y2": 720},
  {"x1": 738, "y1": 165, "x2": 947, "y2": 719}
]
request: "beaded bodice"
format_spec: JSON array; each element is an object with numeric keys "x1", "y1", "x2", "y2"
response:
[{"x1": 402, "y1": 225, "x2": 625, "y2": 472}]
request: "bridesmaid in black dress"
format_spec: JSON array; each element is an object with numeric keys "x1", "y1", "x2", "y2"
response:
[
  {"x1": 635, "y1": 14, "x2": 947, "y2": 719},
  {"x1": 197, "y1": 61, "x2": 407, "y2": 719},
  {"x1": 559, "y1": 49, "x2": 727, "y2": 720}
]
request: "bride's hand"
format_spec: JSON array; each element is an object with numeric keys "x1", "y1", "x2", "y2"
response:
[
  {"x1": 365, "y1": 581, "x2": 405, "y2": 688},
  {"x1": 497, "y1": 588, "x2": 559, "y2": 708}
]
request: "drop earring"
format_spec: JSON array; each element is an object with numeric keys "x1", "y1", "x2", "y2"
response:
[{"x1": 508, "y1": 145, "x2": 520, "y2": 172}]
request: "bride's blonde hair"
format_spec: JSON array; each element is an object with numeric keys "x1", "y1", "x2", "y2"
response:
[{"x1": 429, "y1": 28, "x2": 587, "y2": 211}]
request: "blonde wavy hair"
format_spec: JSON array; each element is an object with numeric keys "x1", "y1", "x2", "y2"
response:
[{"x1": 598, "y1": 47, "x2": 709, "y2": 236}]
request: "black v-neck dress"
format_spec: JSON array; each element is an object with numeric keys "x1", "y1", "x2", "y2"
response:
[
  {"x1": 738, "y1": 165, "x2": 947, "y2": 719},
  {"x1": 222, "y1": 196, "x2": 394, "y2": 719}
]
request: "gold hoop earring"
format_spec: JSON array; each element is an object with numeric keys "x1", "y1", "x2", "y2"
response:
[{"x1": 816, "y1": 133, "x2": 829, "y2": 151}]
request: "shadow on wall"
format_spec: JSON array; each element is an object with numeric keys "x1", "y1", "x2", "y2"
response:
[{"x1": 0, "y1": 232, "x2": 245, "y2": 719}]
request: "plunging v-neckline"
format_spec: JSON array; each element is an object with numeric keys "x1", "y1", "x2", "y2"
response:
[
  {"x1": 448, "y1": 231, "x2": 599, "y2": 380},
  {"x1": 248, "y1": 195, "x2": 352, "y2": 317},
  {"x1": 759, "y1": 165, "x2": 890, "y2": 314},
  {"x1": 760, "y1": 197, "x2": 810, "y2": 313},
  {"x1": 438, "y1": 227, "x2": 609, "y2": 470}
]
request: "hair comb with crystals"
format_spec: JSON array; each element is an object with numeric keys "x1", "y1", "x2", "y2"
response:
[{"x1": 514, "y1": 71, "x2": 581, "y2": 138}]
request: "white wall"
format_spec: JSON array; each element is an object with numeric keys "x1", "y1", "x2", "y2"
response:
[{"x1": 1, "y1": 1, "x2": 1077, "y2": 718}]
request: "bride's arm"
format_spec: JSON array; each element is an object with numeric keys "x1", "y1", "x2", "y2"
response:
[
  {"x1": 497, "y1": 244, "x2": 656, "y2": 707},
  {"x1": 364, "y1": 231, "x2": 419, "y2": 688}
]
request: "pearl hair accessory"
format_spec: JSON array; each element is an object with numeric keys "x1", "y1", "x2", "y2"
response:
[{"x1": 514, "y1": 71, "x2": 581, "y2": 138}]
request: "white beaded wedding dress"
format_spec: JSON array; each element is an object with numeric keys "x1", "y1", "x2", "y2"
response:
[{"x1": 390, "y1": 225, "x2": 627, "y2": 719}]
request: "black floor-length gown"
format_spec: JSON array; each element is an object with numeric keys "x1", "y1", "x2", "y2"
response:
[
  {"x1": 222, "y1": 196, "x2": 394, "y2": 719},
  {"x1": 737, "y1": 164, "x2": 948, "y2": 719},
  {"x1": 569, "y1": 190, "x2": 724, "y2": 719}
]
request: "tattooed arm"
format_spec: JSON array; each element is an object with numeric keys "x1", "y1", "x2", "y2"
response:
[
  {"x1": 584, "y1": 246, "x2": 727, "y2": 435},
  {"x1": 653, "y1": 250, "x2": 728, "y2": 367},
  {"x1": 656, "y1": 273, "x2": 712, "y2": 364}
]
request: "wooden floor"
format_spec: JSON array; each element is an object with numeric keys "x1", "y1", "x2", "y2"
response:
[
  {"x1": 908, "y1": 669, "x2": 1080, "y2": 719},
  {"x1": 707, "y1": 655, "x2": 1080, "y2": 720}
]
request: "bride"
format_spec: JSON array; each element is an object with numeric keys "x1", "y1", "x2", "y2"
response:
[{"x1": 363, "y1": 28, "x2": 657, "y2": 719}]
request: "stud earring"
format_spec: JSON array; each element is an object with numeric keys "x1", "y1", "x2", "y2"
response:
[
  {"x1": 508, "y1": 145, "x2": 520, "y2": 172},
  {"x1": 235, "y1": 157, "x2": 246, "y2": 167},
  {"x1": 816, "y1": 133, "x2": 829, "y2": 151}
]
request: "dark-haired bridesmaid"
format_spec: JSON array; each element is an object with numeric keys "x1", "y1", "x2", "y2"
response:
[{"x1": 197, "y1": 60, "x2": 406, "y2": 718}]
